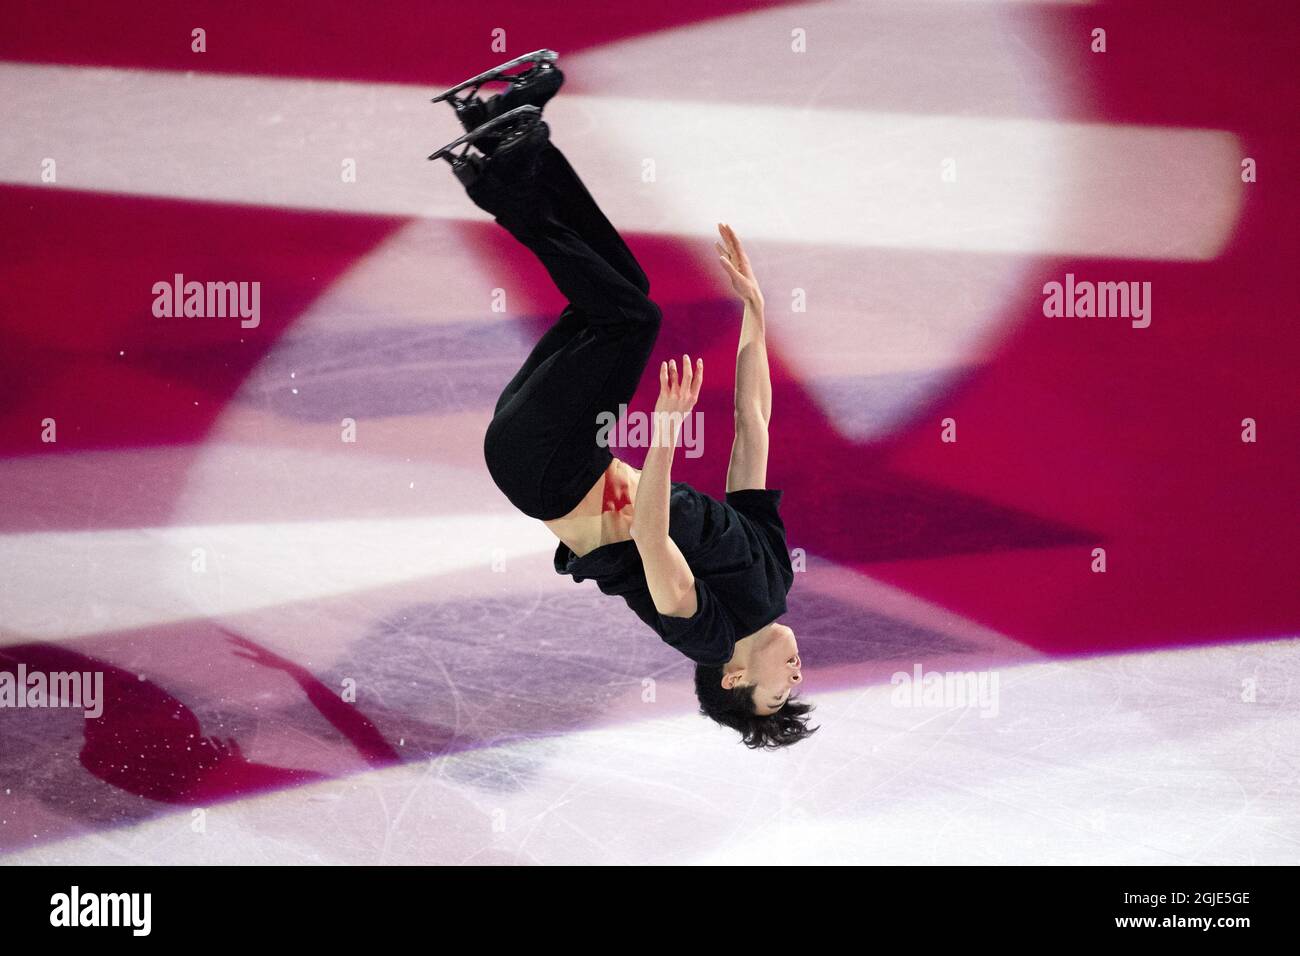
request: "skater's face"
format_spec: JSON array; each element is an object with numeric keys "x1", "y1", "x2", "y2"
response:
[{"x1": 746, "y1": 622, "x2": 802, "y2": 716}]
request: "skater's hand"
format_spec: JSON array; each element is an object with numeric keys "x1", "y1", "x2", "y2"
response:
[
  {"x1": 653, "y1": 354, "x2": 703, "y2": 447},
  {"x1": 715, "y1": 223, "x2": 763, "y2": 308}
]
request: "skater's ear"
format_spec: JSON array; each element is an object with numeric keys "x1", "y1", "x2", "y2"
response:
[{"x1": 694, "y1": 665, "x2": 819, "y2": 750}]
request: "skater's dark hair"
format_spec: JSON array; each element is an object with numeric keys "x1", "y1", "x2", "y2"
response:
[{"x1": 694, "y1": 665, "x2": 818, "y2": 750}]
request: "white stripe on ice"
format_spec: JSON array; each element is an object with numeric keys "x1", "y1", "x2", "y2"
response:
[
  {"x1": 0, "y1": 510, "x2": 556, "y2": 642},
  {"x1": 0, "y1": 62, "x2": 1237, "y2": 260}
]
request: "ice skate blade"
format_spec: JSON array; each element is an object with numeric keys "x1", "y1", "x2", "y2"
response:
[
  {"x1": 427, "y1": 104, "x2": 541, "y2": 162},
  {"x1": 430, "y1": 49, "x2": 559, "y2": 104}
]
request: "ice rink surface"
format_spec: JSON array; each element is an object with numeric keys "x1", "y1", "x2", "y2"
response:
[{"x1": 1, "y1": 0, "x2": 1297, "y2": 864}]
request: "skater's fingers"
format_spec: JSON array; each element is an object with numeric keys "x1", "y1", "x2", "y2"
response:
[
  {"x1": 714, "y1": 241, "x2": 730, "y2": 261},
  {"x1": 719, "y1": 255, "x2": 746, "y2": 289},
  {"x1": 724, "y1": 223, "x2": 751, "y2": 266},
  {"x1": 720, "y1": 225, "x2": 740, "y2": 260}
]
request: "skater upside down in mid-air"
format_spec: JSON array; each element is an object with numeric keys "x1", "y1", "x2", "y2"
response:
[{"x1": 430, "y1": 50, "x2": 815, "y2": 748}]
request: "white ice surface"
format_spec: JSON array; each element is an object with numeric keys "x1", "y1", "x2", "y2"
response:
[{"x1": 7, "y1": 638, "x2": 1296, "y2": 865}]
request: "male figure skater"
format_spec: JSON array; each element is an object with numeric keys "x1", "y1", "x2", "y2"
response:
[{"x1": 431, "y1": 51, "x2": 815, "y2": 748}]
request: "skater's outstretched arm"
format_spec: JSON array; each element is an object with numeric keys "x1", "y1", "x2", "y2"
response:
[
  {"x1": 631, "y1": 354, "x2": 705, "y2": 618},
  {"x1": 716, "y1": 223, "x2": 771, "y2": 493}
]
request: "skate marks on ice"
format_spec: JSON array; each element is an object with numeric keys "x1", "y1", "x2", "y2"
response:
[
  {"x1": 0, "y1": 576, "x2": 992, "y2": 853},
  {"x1": 234, "y1": 320, "x2": 530, "y2": 422},
  {"x1": 10, "y1": 636, "x2": 1296, "y2": 865},
  {"x1": 0, "y1": 632, "x2": 379, "y2": 853},
  {"x1": 299, "y1": 581, "x2": 986, "y2": 781}
]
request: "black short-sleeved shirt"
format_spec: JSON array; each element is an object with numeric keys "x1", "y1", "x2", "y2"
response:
[{"x1": 554, "y1": 483, "x2": 795, "y2": 666}]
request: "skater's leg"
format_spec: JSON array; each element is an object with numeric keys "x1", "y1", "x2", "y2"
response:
[
  {"x1": 482, "y1": 230, "x2": 660, "y2": 518},
  {"x1": 484, "y1": 309, "x2": 660, "y2": 520},
  {"x1": 461, "y1": 117, "x2": 663, "y2": 517},
  {"x1": 462, "y1": 121, "x2": 655, "y2": 328},
  {"x1": 535, "y1": 144, "x2": 650, "y2": 295},
  {"x1": 493, "y1": 304, "x2": 585, "y2": 415},
  {"x1": 435, "y1": 54, "x2": 643, "y2": 293},
  {"x1": 435, "y1": 51, "x2": 639, "y2": 289},
  {"x1": 471, "y1": 187, "x2": 655, "y2": 328}
]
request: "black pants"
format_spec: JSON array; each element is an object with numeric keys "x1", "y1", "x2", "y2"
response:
[{"x1": 471, "y1": 131, "x2": 662, "y2": 520}]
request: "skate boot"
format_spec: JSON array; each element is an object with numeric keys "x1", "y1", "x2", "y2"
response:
[
  {"x1": 432, "y1": 49, "x2": 563, "y2": 154},
  {"x1": 428, "y1": 104, "x2": 547, "y2": 187}
]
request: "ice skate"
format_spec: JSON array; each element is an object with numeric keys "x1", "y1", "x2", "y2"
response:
[
  {"x1": 427, "y1": 103, "x2": 545, "y2": 184},
  {"x1": 432, "y1": 48, "x2": 563, "y2": 153}
]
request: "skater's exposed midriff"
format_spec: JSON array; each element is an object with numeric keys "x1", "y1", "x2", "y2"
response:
[{"x1": 544, "y1": 458, "x2": 641, "y2": 558}]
